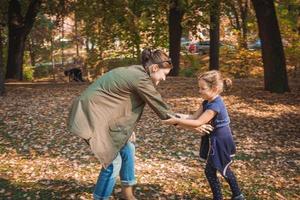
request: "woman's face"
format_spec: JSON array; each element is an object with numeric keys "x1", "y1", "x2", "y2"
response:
[{"x1": 149, "y1": 65, "x2": 171, "y2": 86}]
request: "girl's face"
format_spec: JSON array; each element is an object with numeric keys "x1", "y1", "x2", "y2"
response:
[
  {"x1": 150, "y1": 65, "x2": 171, "y2": 85},
  {"x1": 198, "y1": 79, "x2": 217, "y2": 100}
]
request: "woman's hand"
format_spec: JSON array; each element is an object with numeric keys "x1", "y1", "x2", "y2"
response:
[
  {"x1": 129, "y1": 131, "x2": 136, "y2": 142},
  {"x1": 194, "y1": 124, "x2": 213, "y2": 134},
  {"x1": 175, "y1": 113, "x2": 190, "y2": 119},
  {"x1": 162, "y1": 117, "x2": 178, "y2": 125}
]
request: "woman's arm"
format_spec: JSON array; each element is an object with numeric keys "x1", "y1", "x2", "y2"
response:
[{"x1": 135, "y1": 76, "x2": 174, "y2": 120}]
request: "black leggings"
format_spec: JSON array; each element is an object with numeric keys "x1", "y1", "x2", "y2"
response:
[{"x1": 205, "y1": 158, "x2": 241, "y2": 200}]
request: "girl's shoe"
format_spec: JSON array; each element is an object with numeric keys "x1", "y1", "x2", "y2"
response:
[{"x1": 232, "y1": 194, "x2": 245, "y2": 200}]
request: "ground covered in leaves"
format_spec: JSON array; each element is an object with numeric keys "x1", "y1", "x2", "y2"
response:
[{"x1": 0, "y1": 76, "x2": 299, "y2": 200}]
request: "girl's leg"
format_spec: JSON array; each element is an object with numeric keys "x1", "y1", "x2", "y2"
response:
[
  {"x1": 223, "y1": 167, "x2": 243, "y2": 199},
  {"x1": 93, "y1": 154, "x2": 122, "y2": 200},
  {"x1": 119, "y1": 142, "x2": 136, "y2": 200},
  {"x1": 205, "y1": 158, "x2": 223, "y2": 200}
]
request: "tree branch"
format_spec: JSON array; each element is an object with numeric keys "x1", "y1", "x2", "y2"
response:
[{"x1": 24, "y1": 0, "x2": 43, "y2": 35}]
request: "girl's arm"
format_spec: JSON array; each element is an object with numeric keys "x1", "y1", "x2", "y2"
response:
[
  {"x1": 190, "y1": 105, "x2": 203, "y2": 119},
  {"x1": 165, "y1": 109, "x2": 216, "y2": 129}
]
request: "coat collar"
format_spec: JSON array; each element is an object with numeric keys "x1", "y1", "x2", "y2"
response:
[{"x1": 139, "y1": 65, "x2": 150, "y2": 77}]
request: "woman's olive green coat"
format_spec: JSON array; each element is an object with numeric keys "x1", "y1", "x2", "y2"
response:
[{"x1": 68, "y1": 65, "x2": 172, "y2": 167}]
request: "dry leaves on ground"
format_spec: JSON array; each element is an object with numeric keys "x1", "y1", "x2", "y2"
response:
[{"x1": 0, "y1": 77, "x2": 299, "y2": 200}]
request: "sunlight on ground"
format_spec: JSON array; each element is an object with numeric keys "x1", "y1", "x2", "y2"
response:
[{"x1": 0, "y1": 77, "x2": 299, "y2": 199}]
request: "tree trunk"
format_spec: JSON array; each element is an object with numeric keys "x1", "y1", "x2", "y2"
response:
[
  {"x1": 209, "y1": 0, "x2": 220, "y2": 70},
  {"x1": 239, "y1": 0, "x2": 249, "y2": 48},
  {"x1": 251, "y1": 0, "x2": 289, "y2": 93},
  {"x1": 168, "y1": 0, "x2": 184, "y2": 76},
  {"x1": 227, "y1": 2, "x2": 241, "y2": 30},
  {"x1": 61, "y1": 16, "x2": 65, "y2": 67},
  {"x1": 0, "y1": 24, "x2": 5, "y2": 96},
  {"x1": 6, "y1": 0, "x2": 41, "y2": 80},
  {"x1": 6, "y1": 28, "x2": 27, "y2": 80},
  {"x1": 229, "y1": 2, "x2": 242, "y2": 48},
  {"x1": 74, "y1": 12, "x2": 80, "y2": 57},
  {"x1": 28, "y1": 37, "x2": 36, "y2": 66},
  {"x1": 51, "y1": 31, "x2": 55, "y2": 81}
]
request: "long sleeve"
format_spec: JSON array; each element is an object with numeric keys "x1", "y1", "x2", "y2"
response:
[{"x1": 135, "y1": 76, "x2": 174, "y2": 120}]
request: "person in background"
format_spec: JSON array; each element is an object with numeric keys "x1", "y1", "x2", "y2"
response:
[{"x1": 64, "y1": 68, "x2": 84, "y2": 82}]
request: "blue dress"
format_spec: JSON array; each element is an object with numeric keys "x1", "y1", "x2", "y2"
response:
[{"x1": 200, "y1": 96, "x2": 236, "y2": 177}]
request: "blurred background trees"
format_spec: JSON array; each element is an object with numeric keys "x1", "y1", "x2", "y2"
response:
[{"x1": 1, "y1": 0, "x2": 299, "y2": 95}]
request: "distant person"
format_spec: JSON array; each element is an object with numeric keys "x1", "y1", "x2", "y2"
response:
[
  {"x1": 64, "y1": 68, "x2": 84, "y2": 82},
  {"x1": 164, "y1": 70, "x2": 245, "y2": 200}
]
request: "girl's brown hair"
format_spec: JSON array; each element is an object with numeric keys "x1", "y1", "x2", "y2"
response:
[
  {"x1": 198, "y1": 70, "x2": 232, "y2": 93},
  {"x1": 141, "y1": 48, "x2": 173, "y2": 69}
]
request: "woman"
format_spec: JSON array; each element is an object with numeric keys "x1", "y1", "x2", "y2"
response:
[
  {"x1": 68, "y1": 48, "x2": 212, "y2": 199},
  {"x1": 68, "y1": 48, "x2": 177, "y2": 200}
]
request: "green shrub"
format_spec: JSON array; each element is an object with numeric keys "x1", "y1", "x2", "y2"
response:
[
  {"x1": 180, "y1": 67, "x2": 197, "y2": 77},
  {"x1": 179, "y1": 53, "x2": 203, "y2": 77},
  {"x1": 23, "y1": 66, "x2": 34, "y2": 81}
]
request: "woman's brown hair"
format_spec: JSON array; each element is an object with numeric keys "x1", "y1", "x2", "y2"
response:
[{"x1": 141, "y1": 48, "x2": 173, "y2": 69}]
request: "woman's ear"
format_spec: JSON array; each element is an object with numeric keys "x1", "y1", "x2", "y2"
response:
[{"x1": 149, "y1": 64, "x2": 159, "y2": 73}]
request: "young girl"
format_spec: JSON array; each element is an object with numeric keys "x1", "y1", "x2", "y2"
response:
[{"x1": 164, "y1": 70, "x2": 245, "y2": 200}]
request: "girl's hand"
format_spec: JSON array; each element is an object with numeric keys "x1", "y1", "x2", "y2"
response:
[{"x1": 194, "y1": 124, "x2": 213, "y2": 134}]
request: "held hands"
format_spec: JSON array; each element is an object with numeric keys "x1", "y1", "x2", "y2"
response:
[
  {"x1": 163, "y1": 114, "x2": 179, "y2": 125},
  {"x1": 163, "y1": 117, "x2": 213, "y2": 134},
  {"x1": 174, "y1": 113, "x2": 189, "y2": 119},
  {"x1": 163, "y1": 113, "x2": 213, "y2": 134}
]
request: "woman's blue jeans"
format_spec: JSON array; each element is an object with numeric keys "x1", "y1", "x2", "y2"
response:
[{"x1": 93, "y1": 142, "x2": 136, "y2": 200}]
